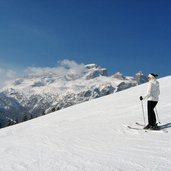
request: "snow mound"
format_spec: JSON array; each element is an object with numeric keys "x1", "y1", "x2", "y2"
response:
[{"x1": 0, "y1": 76, "x2": 171, "y2": 171}]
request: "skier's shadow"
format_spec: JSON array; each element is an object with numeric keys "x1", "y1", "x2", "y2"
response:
[{"x1": 159, "y1": 122, "x2": 171, "y2": 130}]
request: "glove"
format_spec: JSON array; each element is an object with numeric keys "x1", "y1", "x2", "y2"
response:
[{"x1": 140, "y1": 96, "x2": 143, "y2": 101}]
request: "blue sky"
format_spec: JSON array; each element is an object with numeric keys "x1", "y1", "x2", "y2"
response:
[{"x1": 0, "y1": 0, "x2": 171, "y2": 77}]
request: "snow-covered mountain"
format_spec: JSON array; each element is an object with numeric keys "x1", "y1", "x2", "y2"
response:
[
  {"x1": 0, "y1": 75, "x2": 170, "y2": 171},
  {"x1": 0, "y1": 62, "x2": 147, "y2": 128}
]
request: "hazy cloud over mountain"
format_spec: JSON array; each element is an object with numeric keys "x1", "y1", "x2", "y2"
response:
[
  {"x1": 25, "y1": 59, "x2": 86, "y2": 77},
  {"x1": 0, "y1": 68, "x2": 18, "y2": 88},
  {"x1": 0, "y1": 59, "x2": 87, "y2": 88}
]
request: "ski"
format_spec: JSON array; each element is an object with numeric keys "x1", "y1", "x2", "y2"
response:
[
  {"x1": 127, "y1": 126, "x2": 147, "y2": 132},
  {"x1": 135, "y1": 122, "x2": 145, "y2": 127},
  {"x1": 136, "y1": 122, "x2": 168, "y2": 133},
  {"x1": 127, "y1": 126, "x2": 142, "y2": 130},
  {"x1": 128, "y1": 124, "x2": 168, "y2": 133}
]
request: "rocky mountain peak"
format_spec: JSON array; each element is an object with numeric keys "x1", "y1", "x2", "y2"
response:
[{"x1": 0, "y1": 63, "x2": 148, "y2": 128}]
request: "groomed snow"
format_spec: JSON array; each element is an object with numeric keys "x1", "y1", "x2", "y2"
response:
[{"x1": 0, "y1": 76, "x2": 171, "y2": 171}]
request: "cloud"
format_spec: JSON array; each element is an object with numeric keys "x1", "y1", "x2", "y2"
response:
[
  {"x1": 0, "y1": 68, "x2": 18, "y2": 88},
  {"x1": 0, "y1": 59, "x2": 88, "y2": 89},
  {"x1": 25, "y1": 59, "x2": 87, "y2": 80}
]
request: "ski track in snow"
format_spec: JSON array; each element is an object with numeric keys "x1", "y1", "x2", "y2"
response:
[{"x1": 0, "y1": 76, "x2": 171, "y2": 171}]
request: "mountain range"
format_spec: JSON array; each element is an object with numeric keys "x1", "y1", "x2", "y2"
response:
[{"x1": 0, "y1": 63, "x2": 147, "y2": 128}]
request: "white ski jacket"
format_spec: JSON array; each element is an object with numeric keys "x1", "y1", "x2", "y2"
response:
[{"x1": 143, "y1": 79, "x2": 160, "y2": 101}]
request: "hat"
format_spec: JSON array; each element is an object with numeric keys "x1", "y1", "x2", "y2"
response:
[{"x1": 148, "y1": 73, "x2": 158, "y2": 78}]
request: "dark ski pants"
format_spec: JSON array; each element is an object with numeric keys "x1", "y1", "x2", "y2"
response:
[{"x1": 147, "y1": 101, "x2": 158, "y2": 126}]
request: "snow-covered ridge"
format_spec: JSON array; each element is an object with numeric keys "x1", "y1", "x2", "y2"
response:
[
  {"x1": 0, "y1": 61, "x2": 147, "y2": 128},
  {"x1": 0, "y1": 76, "x2": 170, "y2": 171}
]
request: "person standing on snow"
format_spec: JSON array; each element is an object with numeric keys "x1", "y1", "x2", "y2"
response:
[{"x1": 140, "y1": 73, "x2": 160, "y2": 130}]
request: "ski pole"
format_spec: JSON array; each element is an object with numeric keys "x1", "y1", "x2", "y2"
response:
[
  {"x1": 155, "y1": 107, "x2": 161, "y2": 124},
  {"x1": 141, "y1": 101, "x2": 146, "y2": 126}
]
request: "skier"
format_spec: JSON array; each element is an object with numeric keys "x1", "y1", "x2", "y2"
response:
[{"x1": 140, "y1": 73, "x2": 160, "y2": 130}]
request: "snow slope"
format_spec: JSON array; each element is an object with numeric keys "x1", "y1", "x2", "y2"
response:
[{"x1": 0, "y1": 76, "x2": 171, "y2": 171}]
